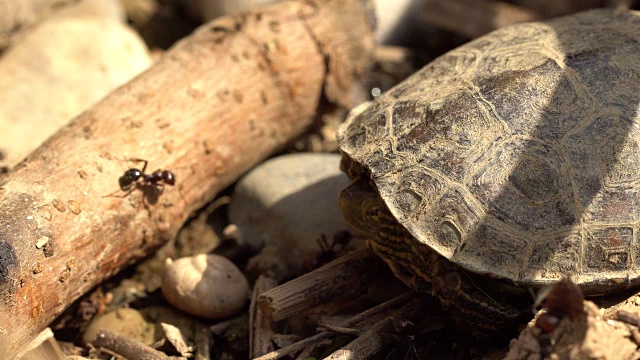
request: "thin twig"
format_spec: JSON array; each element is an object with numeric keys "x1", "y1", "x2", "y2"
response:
[
  {"x1": 92, "y1": 329, "x2": 179, "y2": 360},
  {"x1": 317, "y1": 324, "x2": 362, "y2": 336},
  {"x1": 253, "y1": 292, "x2": 414, "y2": 360}
]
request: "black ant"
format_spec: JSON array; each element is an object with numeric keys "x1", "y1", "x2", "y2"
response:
[
  {"x1": 104, "y1": 158, "x2": 175, "y2": 199},
  {"x1": 302, "y1": 231, "x2": 353, "y2": 271}
]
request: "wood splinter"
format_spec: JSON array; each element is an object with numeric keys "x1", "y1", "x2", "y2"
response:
[
  {"x1": 324, "y1": 299, "x2": 426, "y2": 360},
  {"x1": 257, "y1": 248, "x2": 385, "y2": 322},
  {"x1": 92, "y1": 329, "x2": 179, "y2": 360},
  {"x1": 253, "y1": 292, "x2": 415, "y2": 360},
  {"x1": 250, "y1": 275, "x2": 278, "y2": 358}
]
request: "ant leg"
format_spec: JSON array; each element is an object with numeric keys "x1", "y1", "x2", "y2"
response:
[
  {"x1": 127, "y1": 158, "x2": 149, "y2": 173},
  {"x1": 316, "y1": 234, "x2": 329, "y2": 252},
  {"x1": 102, "y1": 187, "x2": 135, "y2": 199}
]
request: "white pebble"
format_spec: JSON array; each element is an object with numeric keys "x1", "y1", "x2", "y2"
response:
[{"x1": 161, "y1": 254, "x2": 249, "y2": 319}]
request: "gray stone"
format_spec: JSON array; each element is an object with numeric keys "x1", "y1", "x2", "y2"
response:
[{"x1": 229, "y1": 153, "x2": 357, "y2": 280}]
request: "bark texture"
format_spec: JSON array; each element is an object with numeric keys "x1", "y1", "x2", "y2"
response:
[{"x1": 0, "y1": 0, "x2": 374, "y2": 357}]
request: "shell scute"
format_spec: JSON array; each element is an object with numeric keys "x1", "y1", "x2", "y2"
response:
[
  {"x1": 583, "y1": 227, "x2": 634, "y2": 274},
  {"x1": 524, "y1": 231, "x2": 581, "y2": 282},
  {"x1": 337, "y1": 9, "x2": 640, "y2": 291},
  {"x1": 393, "y1": 90, "x2": 506, "y2": 182}
]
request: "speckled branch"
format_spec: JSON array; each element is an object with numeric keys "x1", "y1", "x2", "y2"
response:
[{"x1": 0, "y1": 0, "x2": 374, "y2": 357}]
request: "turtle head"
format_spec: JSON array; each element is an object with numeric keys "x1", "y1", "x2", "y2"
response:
[{"x1": 339, "y1": 179, "x2": 391, "y2": 240}]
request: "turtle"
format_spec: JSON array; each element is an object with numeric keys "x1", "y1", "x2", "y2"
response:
[{"x1": 337, "y1": 8, "x2": 640, "y2": 336}]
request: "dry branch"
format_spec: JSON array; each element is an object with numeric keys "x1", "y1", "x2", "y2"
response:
[
  {"x1": 0, "y1": 0, "x2": 375, "y2": 358},
  {"x1": 254, "y1": 292, "x2": 415, "y2": 360},
  {"x1": 325, "y1": 299, "x2": 425, "y2": 360},
  {"x1": 514, "y1": 0, "x2": 606, "y2": 18},
  {"x1": 257, "y1": 248, "x2": 385, "y2": 322},
  {"x1": 421, "y1": 0, "x2": 541, "y2": 38},
  {"x1": 193, "y1": 321, "x2": 212, "y2": 360},
  {"x1": 92, "y1": 329, "x2": 177, "y2": 360},
  {"x1": 250, "y1": 275, "x2": 278, "y2": 358}
]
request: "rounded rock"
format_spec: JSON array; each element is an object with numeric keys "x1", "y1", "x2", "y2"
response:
[
  {"x1": 161, "y1": 254, "x2": 249, "y2": 319},
  {"x1": 229, "y1": 153, "x2": 351, "y2": 252},
  {"x1": 83, "y1": 308, "x2": 155, "y2": 345},
  {"x1": 229, "y1": 153, "x2": 357, "y2": 280},
  {"x1": 0, "y1": 15, "x2": 151, "y2": 167}
]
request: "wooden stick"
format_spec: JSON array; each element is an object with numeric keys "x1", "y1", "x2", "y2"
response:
[
  {"x1": 253, "y1": 292, "x2": 415, "y2": 360},
  {"x1": 325, "y1": 299, "x2": 425, "y2": 360},
  {"x1": 92, "y1": 329, "x2": 177, "y2": 360},
  {"x1": 0, "y1": 0, "x2": 374, "y2": 358},
  {"x1": 318, "y1": 324, "x2": 362, "y2": 336},
  {"x1": 193, "y1": 320, "x2": 212, "y2": 360},
  {"x1": 257, "y1": 248, "x2": 384, "y2": 322},
  {"x1": 250, "y1": 275, "x2": 278, "y2": 358},
  {"x1": 421, "y1": 0, "x2": 541, "y2": 39}
]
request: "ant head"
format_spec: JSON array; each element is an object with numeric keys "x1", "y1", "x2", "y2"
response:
[
  {"x1": 119, "y1": 168, "x2": 142, "y2": 190},
  {"x1": 162, "y1": 170, "x2": 176, "y2": 186}
]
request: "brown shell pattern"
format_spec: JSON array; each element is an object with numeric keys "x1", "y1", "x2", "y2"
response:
[{"x1": 337, "y1": 9, "x2": 640, "y2": 292}]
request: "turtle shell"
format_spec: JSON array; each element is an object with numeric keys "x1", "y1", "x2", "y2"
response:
[{"x1": 337, "y1": 9, "x2": 640, "y2": 294}]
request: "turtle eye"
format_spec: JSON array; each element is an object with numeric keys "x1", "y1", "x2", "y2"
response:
[{"x1": 365, "y1": 206, "x2": 384, "y2": 224}]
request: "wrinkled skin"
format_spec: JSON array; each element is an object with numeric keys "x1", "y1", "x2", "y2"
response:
[{"x1": 339, "y1": 167, "x2": 530, "y2": 337}]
